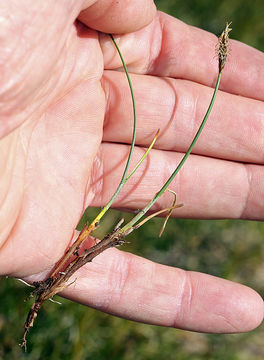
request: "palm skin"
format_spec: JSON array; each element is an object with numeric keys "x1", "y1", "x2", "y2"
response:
[{"x1": 0, "y1": 0, "x2": 263, "y2": 333}]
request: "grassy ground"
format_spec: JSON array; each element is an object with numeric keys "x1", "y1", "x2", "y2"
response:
[{"x1": 1, "y1": 0, "x2": 264, "y2": 359}]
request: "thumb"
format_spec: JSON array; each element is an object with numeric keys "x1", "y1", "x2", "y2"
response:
[{"x1": 79, "y1": 0, "x2": 156, "y2": 33}]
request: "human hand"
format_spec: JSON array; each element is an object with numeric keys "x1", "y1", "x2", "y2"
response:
[{"x1": 0, "y1": 0, "x2": 263, "y2": 334}]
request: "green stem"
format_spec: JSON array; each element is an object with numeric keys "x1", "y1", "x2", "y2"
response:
[
  {"x1": 76, "y1": 34, "x2": 137, "y2": 229},
  {"x1": 122, "y1": 72, "x2": 222, "y2": 232}
]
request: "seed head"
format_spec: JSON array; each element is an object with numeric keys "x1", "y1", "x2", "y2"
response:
[{"x1": 217, "y1": 22, "x2": 232, "y2": 73}]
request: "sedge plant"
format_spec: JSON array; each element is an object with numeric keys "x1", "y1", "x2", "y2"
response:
[{"x1": 21, "y1": 23, "x2": 232, "y2": 350}]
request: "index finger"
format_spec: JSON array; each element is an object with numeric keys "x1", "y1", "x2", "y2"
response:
[{"x1": 100, "y1": 12, "x2": 264, "y2": 101}]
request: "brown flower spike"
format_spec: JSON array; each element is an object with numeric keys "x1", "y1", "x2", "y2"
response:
[{"x1": 217, "y1": 22, "x2": 232, "y2": 73}]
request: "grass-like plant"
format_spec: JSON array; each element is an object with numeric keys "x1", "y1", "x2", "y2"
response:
[{"x1": 20, "y1": 23, "x2": 232, "y2": 350}]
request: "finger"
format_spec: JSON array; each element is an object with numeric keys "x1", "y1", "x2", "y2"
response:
[
  {"x1": 89, "y1": 143, "x2": 264, "y2": 221},
  {"x1": 79, "y1": 0, "x2": 156, "y2": 33},
  {"x1": 61, "y1": 248, "x2": 264, "y2": 333},
  {"x1": 100, "y1": 12, "x2": 264, "y2": 101},
  {"x1": 102, "y1": 71, "x2": 264, "y2": 164}
]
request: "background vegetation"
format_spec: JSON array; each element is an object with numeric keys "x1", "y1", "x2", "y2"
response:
[{"x1": 1, "y1": 0, "x2": 263, "y2": 358}]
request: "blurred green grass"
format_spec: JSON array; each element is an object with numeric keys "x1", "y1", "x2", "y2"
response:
[{"x1": 1, "y1": 0, "x2": 264, "y2": 359}]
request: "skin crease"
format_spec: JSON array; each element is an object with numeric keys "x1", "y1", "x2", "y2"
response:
[{"x1": 0, "y1": 0, "x2": 263, "y2": 334}]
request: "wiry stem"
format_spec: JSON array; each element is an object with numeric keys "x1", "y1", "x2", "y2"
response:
[
  {"x1": 121, "y1": 72, "x2": 222, "y2": 233},
  {"x1": 77, "y1": 34, "x2": 138, "y2": 226}
]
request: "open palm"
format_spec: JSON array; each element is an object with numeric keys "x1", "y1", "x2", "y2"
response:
[{"x1": 0, "y1": 0, "x2": 263, "y2": 333}]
